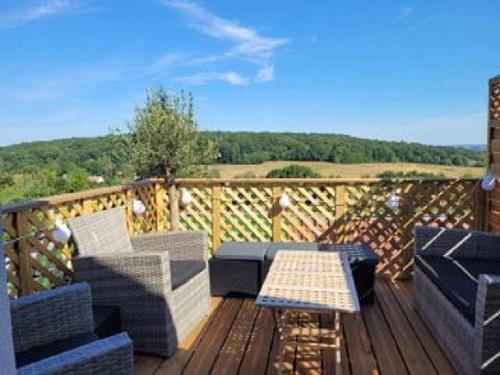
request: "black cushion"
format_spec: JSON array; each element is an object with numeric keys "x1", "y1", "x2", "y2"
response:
[
  {"x1": 214, "y1": 241, "x2": 270, "y2": 261},
  {"x1": 16, "y1": 332, "x2": 98, "y2": 368},
  {"x1": 415, "y1": 255, "x2": 500, "y2": 323},
  {"x1": 265, "y1": 242, "x2": 319, "y2": 261},
  {"x1": 170, "y1": 260, "x2": 206, "y2": 290},
  {"x1": 93, "y1": 305, "x2": 121, "y2": 338},
  {"x1": 319, "y1": 244, "x2": 379, "y2": 265}
]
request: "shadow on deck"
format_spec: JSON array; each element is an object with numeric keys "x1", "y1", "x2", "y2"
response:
[{"x1": 134, "y1": 280, "x2": 454, "y2": 375}]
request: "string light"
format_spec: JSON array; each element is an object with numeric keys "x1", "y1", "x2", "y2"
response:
[
  {"x1": 180, "y1": 188, "x2": 193, "y2": 206},
  {"x1": 481, "y1": 173, "x2": 496, "y2": 192},
  {"x1": 132, "y1": 199, "x2": 146, "y2": 215},
  {"x1": 279, "y1": 192, "x2": 290, "y2": 209}
]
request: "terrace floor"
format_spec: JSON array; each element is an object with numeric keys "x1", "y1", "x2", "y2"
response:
[{"x1": 134, "y1": 280, "x2": 454, "y2": 375}]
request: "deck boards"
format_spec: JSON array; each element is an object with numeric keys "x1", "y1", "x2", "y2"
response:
[{"x1": 135, "y1": 280, "x2": 453, "y2": 375}]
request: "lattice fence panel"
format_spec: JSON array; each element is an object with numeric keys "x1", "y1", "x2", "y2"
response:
[
  {"x1": 179, "y1": 187, "x2": 213, "y2": 249},
  {"x1": 281, "y1": 185, "x2": 336, "y2": 242},
  {"x1": 221, "y1": 186, "x2": 272, "y2": 242},
  {"x1": 491, "y1": 78, "x2": 500, "y2": 121}
]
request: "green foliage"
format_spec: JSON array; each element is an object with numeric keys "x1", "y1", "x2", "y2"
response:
[
  {"x1": 211, "y1": 132, "x2": 485, "y2": 167},
  {"x1": 376, "y1": 170, "x2": 445, "y2": 179},
  {"x1": 114, "y1": 88, "x2": 218, "y2": 180},
  {"x1": 266, "y1": 164, "x2": 320, "y2": 178}
]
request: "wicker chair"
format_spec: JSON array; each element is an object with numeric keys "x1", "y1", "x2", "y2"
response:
[
  {"x1": 414, "y1": 226, "x2": 500, "y2": 375},
  {"x1": 68, "y1": 207, "x2": 210, "y2": 357}
]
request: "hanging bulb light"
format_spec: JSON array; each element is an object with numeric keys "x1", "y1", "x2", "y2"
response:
[
  {"x1": 180, "y1": 188, "x2": 192, "y2": 206},
  {"x1": 132, "y1": 199, "x2": 146, "y2": 215},
  {"x1": 279, "y1": 192, "x2": 290, "y2": 209},
  {"x1": 481, "y1": 173, "x2": 496, "y2": 191},
  {"x1": 386, "y1": 193, "x2": 400, "y2": 211},
  {"x1": 52, "y1": 220, "x2": 71, "y2": 244}
]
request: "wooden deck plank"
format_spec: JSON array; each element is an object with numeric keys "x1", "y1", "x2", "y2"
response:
[
  {"x1": 211, "y1": 299, "x2": 260, "y2": 374},
  {"x1": 136, "y1": 281, "x2": 453, "y2": 375},
  {"x1": 390, "y1": 282, "x2": 454, "y2": 375},
  {"x1": 154, "y1": 297, "x2": 224, "y2": 375},
  {"x1": 362, "y1": 300, "x2": 408, "y2": 375},
  {"x1": 375, "y1": 282, "x2": 437, "y2": 375},
  {"x1": 342, "y1": 313, "x2": 379, "y2": 375},
  {"x1": 239, "y1": 307, "x2": 275, "y2": 375},
  {"x1": 183, "y1": 298, "x2": 243, "y2": 375}
]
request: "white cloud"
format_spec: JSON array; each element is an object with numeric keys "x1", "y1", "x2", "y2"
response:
[
  {"x1": 0, "y1": 0, "x2": 84, "y2": 28},
  {"x1": 173, "y1": 71, "x2": 249, "y2": 86},
  {"x1": 160, "y1": 0, "x2": 288, "y2": 84},
  {"x1": 257, "y1": 65, "x2": 274, "y2": 82},
  {"x1": 395, "y1": 6, "x2": 414, "y2": 22}
]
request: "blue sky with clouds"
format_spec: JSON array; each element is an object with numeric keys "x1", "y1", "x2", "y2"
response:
[{"x1": 0, "y1": 0, "x2": 498, "y2": 146}]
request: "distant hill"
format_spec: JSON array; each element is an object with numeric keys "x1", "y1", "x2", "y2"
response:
[
  {"x1": 456, "y1": 144, "x2": 486, "y2": 152},
  {"x1": 0, "y1": 132, "x2": 485, "y2": 176}
]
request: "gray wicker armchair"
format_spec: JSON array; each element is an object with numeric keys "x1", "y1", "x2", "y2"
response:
[
  {"x1": 414, "y1": 226, "x2": 500, "y2": 375},
  {"x1": 68, "y1": 207, "x2": 210, "y2": 357}
]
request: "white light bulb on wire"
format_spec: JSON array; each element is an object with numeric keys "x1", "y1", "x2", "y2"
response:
[
  {"x1": 52, "y1": 220, "x2": 71, "y2": 244},
  {"x1": 386, "y1": 193, "x2": 400, "y2": 211},
  {"x1": 180, "y1": 188, "x2": 192, "y2": 206},
  {"x1": 481, "y1": 173, "x2": 496, "y2": 192},
  {"x1": 132, "y1": 199, "x2": 146, "y2": 215},
  {"x1": 279, "y1": 192, "x2": 290, "y2": 209}
]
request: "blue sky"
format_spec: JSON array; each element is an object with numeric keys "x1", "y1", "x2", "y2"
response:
[{"x1": 0, "y1": 0, "x2": 498, "y2": 146}]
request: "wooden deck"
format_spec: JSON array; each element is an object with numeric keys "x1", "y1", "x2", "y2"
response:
[{"x1": 134, "y1": 280, "x2": 454, "y2": 375}]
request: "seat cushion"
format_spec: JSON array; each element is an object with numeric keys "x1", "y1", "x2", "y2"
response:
[
  {"x1": 16, "y1": 332, "x2": 98, "y2": 368},
  {"x1": 214, "y1": 241, "x2": 270, "y2": 261},
  {"x1": 265, "y1": 242, "x2": 319, "y2": 261},
  {"x1": 170, "y1": 260, "x2": 206, "y2": 290},
  {"x1": 318, "y1": 244, "x2": 379, "y2": 265},
  {"x1": 415, "y1": 255, "x2": 500, "y2": 323}
]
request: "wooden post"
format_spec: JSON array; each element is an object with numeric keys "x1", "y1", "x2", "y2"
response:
[
  {"x1": 272, "y1": 186, "x2": 283, "y2": 242},
  {"x1": 487, "y1": 76, "x2": 500, "y2": 232},
  {"x1": 212, "y1": 184, "x2": 222, "y2": 251},
  {"x1": 474, "y1": 181, "x2": 488, "y2": 231},
  {"x1": 334, "y1": 184, "x2": 346, "y2": 242},
  {"x1": 155, "y1": 181, "x2": 166, "y2": 232},
  {"x1": 125, "y1": 189, "x2": 134, "y2": 234},
  {"x1": 15, "y1": 211, "x2": 32, "y2": 296},
  {"x1": 168, "y1": 183, "x2": 179, "y2": 231}
]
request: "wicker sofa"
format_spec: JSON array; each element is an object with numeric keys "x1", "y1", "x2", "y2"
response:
[
  {"x1": 414, "y1": 226, "x2": 500, "y2": 375},
  {"x1": 69, "y1": 207, "x2": 210, "y2": 357}
]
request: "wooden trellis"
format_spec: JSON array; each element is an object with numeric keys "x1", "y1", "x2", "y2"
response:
[
  {"x1": 487, "y1": 76, "x2": 500, "y2": 232},
  {"x1": 1, "y1": 177, "x2": 486, "y2": 297}
]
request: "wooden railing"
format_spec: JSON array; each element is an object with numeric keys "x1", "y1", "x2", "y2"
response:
[{"x1": 1, "y1": 177, "x2": 486, "y2": 297}]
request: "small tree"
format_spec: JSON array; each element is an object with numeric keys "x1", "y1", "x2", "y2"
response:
[
  {"x1": 115, "y1": 88, "x2": 218, "y2": 230},
  {"x1": 266, "y1": 164, "x2": 320, "y2": 178}
]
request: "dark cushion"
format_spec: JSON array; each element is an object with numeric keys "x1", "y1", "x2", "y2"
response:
[
  {"x1": 214, "y1": 241, "x2": 270, "y2": 261},
  {"x1": 265, "y1": 242, "x2": 319, "y2": 261},
  {"x1": 16, "y1": 332, "x2": 98, "y2": 368},
  {"x1": 319, "y1": 244, "x2": 379, "y2": 265},
  {"x1": 170, "y1": 260, "x2": 206, "y2": 290},
  {"x1": 93, "y1": 305, "x2": 121, "y2": 338},
  {"x1": 415, "y1": 255, "x2": 500, "y2": 323}
]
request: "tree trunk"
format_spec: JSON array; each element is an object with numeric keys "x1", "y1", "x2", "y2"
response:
[{"x1": 165, "y1": 168, "x2": 179, "y2": 231}]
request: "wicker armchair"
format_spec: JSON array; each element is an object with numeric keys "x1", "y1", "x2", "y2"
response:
[
  {"x1": 414, "y1": 226, "x2": 500, "y2": 375},
  {"x1": 68, "y1": 207, "x2": 210, "y2": 357},
  {"x1": 11, "y1": 283, "x2": 133, "y2": 375}
]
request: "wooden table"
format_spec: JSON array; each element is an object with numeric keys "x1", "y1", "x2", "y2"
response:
[{"x1": 256, "y1": 250, "x2": 360, "y2": 374}]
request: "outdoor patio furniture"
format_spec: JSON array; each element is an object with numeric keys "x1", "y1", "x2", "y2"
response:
[
  {"x1": 414, "y1": 226, "x2": 500, "y2": 375},
  {"x1": 69, "y1": 207, "x2": 211, "y2": 357},
  {"x1": 210, "y1": 241, "x2": 379, "y2": 303},
  {"x1": 256, "y1": 250, "x2": 360, "y2": 374},
  {"x1": 209, "y1": 241, "x2": 270, "y2": 296},
  {"x1": 93, "y1": 305, "x2": 122, "y2": 339}
]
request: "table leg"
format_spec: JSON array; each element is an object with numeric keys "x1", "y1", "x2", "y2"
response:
[{"x1": 335, "y1": 311, "x2": 342, "y2": 375}]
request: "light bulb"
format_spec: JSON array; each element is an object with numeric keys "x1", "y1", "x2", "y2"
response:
[
  {"x1": 386, "y1": 194, "x2": 400, "y2": 210},
  {"x1": 52, "y1": 221, "x2": 71, "y2": 244},
  {"x1": 279, "y1": 192, "x2": 290, "y2": 209},
  {"x1": 132, "y1": 199, "x2": 146, "y2": 215},
  {"x1": 180, "y1": 188, "x2": 192, "y2": 206},
  {"x1": 481, "y1": 174, "x2": 496, "y2": 192}
]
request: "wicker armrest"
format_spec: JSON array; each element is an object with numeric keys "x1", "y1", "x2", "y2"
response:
[
  {"x1": 17, "y1": 332, "x2": 133, "y2": 375},
  {"x1": 474, "y1": 274, "x2": 500, "y2": 373},
  {"x1": 131, "y1": 230, "x2": 207, "y2": 262},
  {"x1": 11, "y1": 283, "x2": 94, "y2": 354},
  {"x1": 73, "y1": 252, "x2": 172, "y2": 295}
]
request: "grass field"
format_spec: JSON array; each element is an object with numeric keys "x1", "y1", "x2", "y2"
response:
[{"x1": 209, "y1": 161, "x2": 484, "y2": 179}]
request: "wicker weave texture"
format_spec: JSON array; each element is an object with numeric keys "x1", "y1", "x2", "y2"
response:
[{"x1": 257, "y1": 251, "x2": 359, "y2": 313}]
